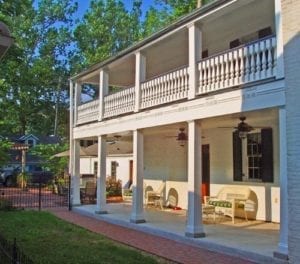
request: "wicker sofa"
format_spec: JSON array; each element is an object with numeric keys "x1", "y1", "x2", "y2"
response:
[{"x1": 204, "y1": 186, "x2": 255, "y2": 223}]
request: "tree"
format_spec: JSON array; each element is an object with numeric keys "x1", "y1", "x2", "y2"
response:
[
  {"x1": 74, "y1": 0, "x2": 142, "y2": 67},
  {"x1": 0, "y1": 0, "x2": 77, "y2": 137}
]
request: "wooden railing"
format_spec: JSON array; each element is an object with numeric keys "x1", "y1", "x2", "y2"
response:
[
  {"x1": 198, "y1": 36, "x2": 276, "y2": 94},
  {"x1": 77, "y1": 99, "x2": 99, "y2": 125},
  {"x1": 140, "y1": 66, "x2": 189, "y2": 108},
  {"x1": 103, "y1": 86, "x2": 135, "y2": 118},
  {"x1": 75, "y1": 36, "x2": 277, "y2": 125}
]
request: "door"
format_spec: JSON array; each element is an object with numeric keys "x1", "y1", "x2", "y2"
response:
[
  {"x1": 129, "y1": 160, "x2": 133, "y2": 186},
  {"x1": 202, "y1": 145, "x2": 210, "y2": 199}
]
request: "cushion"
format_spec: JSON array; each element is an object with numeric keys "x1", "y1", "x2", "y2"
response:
[{"x1": 208, "y1": 200, "x2": 232, "y2": 208}]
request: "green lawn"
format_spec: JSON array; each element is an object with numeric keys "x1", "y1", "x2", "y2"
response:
[{"x1": 0, "y1": 211, "x2": 167, "y2": 264}]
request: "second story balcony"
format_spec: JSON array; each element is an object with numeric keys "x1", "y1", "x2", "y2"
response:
[{"x1": 72, "y1": 0, "x2": 282, "y2": 126}]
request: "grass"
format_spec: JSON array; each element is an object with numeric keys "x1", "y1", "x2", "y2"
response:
[{"x1": 0, "y1": 210, "x2": 167, "y2": 264}]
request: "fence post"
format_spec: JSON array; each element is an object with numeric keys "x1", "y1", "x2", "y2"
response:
[
  {"x1": 68, "y1": 173, "x2": 72, "y2": 211},
  {"x1": 39, "y1": 170, "x2": 42, "y2": 211}
]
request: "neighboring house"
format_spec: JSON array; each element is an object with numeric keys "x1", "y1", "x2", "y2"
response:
[
  {"x1": 78, "y1": 141, "x2": 133, "y2": 188},
  {"x1": 1, "y1": 134, "x2": 60, "y2": 171},
  {"x1": 69, "y1": 0, "x2": 299, "y2": 261},
  {"x1": 0, "y1": 21, "x2": 14, "y2": 60}
]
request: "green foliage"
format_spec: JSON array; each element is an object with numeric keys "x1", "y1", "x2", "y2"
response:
[
  {"x1": 0, "y1": 198, "x2": 14, "y2": 211},
  {"x1": 0, "y1": 139, "x2": 12, "y2": 167},
  {"x1": 106, "y1": 176, "x2": 122, "y2": 197},
  {"x1": 0, "y1": 0, "x2": 77, "y2": 137},
  {"x1": 0, "y1": 211, "x2": 163, "y2": 263},
  {"x1": 30, "y1": 143, "x2": 68, "y2": 177},
  {"x1": 16, "y1": 172, "x2": 30, "y2": 189}
]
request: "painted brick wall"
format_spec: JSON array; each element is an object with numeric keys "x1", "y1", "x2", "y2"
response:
[{"x1": 281, "y1": 0, "x2": 300, "y2": 262}]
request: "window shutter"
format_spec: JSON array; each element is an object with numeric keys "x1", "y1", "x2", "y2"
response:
[
  {"x1": 233, "y1": 131, "x2": 243, "y2": 181},
  {"x1": 261, "y1": 128, "x2": 273, "y2": 182}
]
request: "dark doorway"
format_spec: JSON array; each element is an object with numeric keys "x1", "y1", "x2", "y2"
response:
[
  {"x1": 202, "y1": 144, "x2": 210, "y2": 199},
  {"x1": 129, "y1": 160, "x2": 133, "y2": 185}
]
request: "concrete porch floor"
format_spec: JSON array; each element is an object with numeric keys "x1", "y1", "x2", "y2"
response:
[{"x1": 72, "y1": 202, "x2": 284, "y2": 264}]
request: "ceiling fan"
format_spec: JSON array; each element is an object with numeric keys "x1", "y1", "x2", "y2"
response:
[
  {"x1": 219, "y1": 116, "x2": 265, "y2": 138},
  {"x1": 106, "y1": 135, "x2": 121, "y2": 145}
]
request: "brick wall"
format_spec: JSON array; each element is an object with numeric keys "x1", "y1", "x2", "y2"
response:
[{"x1": 281, "y1": 0, "x2": 300, "y2": 262}]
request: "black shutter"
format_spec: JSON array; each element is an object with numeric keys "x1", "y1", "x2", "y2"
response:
[
  {"x1": 261, "y1": 128, "x2": 273, "y2": 182},
  {"x1": 233, "y1": 131, "x2": 243, "y2": 181}
]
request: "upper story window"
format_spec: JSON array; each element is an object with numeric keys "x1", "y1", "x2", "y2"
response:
[{"x1": 27, "y1": 139, "x2": 35, "y2": 148}]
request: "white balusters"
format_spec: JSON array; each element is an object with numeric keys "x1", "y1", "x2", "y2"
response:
[{"x1": 196, "y1": 36, "x2": 276, "y2": 96}]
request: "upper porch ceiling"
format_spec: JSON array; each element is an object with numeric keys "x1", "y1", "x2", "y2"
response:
[{"x1": 75, "y1": 0, "x2": 275, "y2": 87}]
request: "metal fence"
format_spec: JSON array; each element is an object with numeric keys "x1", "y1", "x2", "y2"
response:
[
  {"x1": 0, "y1": 176, "x2": 70, "y2": 210},
  {"x1": 0, "y1": 235, "x2": 34, "y2": 264}
]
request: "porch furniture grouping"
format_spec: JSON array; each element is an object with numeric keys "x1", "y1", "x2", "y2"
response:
[
  {"x1": 204, "y1": 186, "x2": 254, "y2": 224},
  {"x1": 145, "y1": 182, "x2": 166, "y2": 210}
]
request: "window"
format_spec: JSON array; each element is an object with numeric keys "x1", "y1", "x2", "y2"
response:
[
  {"x1": 27, "y1": 139, "x2": 34, "y2": 148},
  {"x1": 94, "y1": 162, "x2": 98, "y2": 176},
  {"x1": 111, "y1": 161, "x2": 118, "y2": 180},
  {"x1": 246, "y1": 133, "x2": 262, "y2": 180},
  {"x1": 233, "y1": 128, "x2": 273, "y2": 182}
]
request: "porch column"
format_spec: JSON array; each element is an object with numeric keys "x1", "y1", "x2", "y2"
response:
[
  {"x1": 71, "y1": 139, "x2": 81, "y2": 205},
  {"x1": 274, "y1": 0, "x2": 284, "y2": 79},
  {"x1": 98, "y1": 69, "x2": 109, "y2": 121},
  {"x1": 134, "y1": 52, "x2": 146, "y2": 112},
  {"x1": 130, "y1": 129, "x2": 146, "y2": 223},
  {"x1": 188, "y1": 23, "x2": 202, "y2": 99},
  {"x1": 74, "y1": 82, "x2": 82, "y2": 126},
  {"x1": 69, "y1": 81, "x2": 74, "y2": 175},
  {"x1": 95, "y1": 135, "x2": 107, "y2": 214},
  {"x1": 274, "y1": 107, "x2": 288, "y2": 259},
  {"x1": 185, "y1": 120, "x2": 205, "y2": 238}
]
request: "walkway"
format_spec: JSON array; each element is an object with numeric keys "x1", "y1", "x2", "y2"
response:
[{"x1": 49, "y1": 207, "x2": 258, "y2": 264}]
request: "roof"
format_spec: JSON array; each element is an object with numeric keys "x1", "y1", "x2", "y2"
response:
[
  {"x1": 71, "y1": 0, "x2": 230, "y2": 81},
  {"x1": 1, "y1": 134, "x2": 61, "y2": 144}
]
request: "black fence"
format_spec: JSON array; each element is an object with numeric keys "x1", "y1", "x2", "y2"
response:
[
  {"x1": 0, "y1": 176, "x2": 70, "y2": 210},
  {"x1": 0, "y1": 235, "x2": 34, "y2": 264}
]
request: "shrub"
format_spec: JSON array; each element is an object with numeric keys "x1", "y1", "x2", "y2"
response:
[
  {"x1": 0, "y1": 198, "x2": 14, "y2": 211},
  {"x1": 106, "y1": 176, "x2": 122, "y2": 197}
]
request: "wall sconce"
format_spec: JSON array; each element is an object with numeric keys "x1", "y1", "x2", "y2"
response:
[{"x1": 176, "y1": 128, "x2": 188, "y2": 147}]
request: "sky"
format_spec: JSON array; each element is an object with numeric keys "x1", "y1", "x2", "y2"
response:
[{"x1": 76, "y1": 0, "x2": 159, "y2": 20}]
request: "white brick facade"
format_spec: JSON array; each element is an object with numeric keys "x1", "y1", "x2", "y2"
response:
[{"x1": 282, "y1": 0, "x2": 300, "y2": 262}]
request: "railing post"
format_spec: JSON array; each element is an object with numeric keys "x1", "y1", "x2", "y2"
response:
[
  {"x1": 74, "y1": 82, "x2": 81, "y2": 126},
  {"x1": 188, "y1": 22, "x2": 202, "y2": 99},
  {"x1": 274, "y1": 0, "x2": 284, "y2": 79},
  {"x1": 99, "y1": 69, "x2": 109, "y2": 121},
  {"x1": 135, "y1": 51, "x2": 146, "y2": 112}
]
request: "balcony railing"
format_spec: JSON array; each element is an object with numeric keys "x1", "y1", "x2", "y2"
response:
[
  {"x1": 103, "y1": 86, "x2": 135, "y2": 118},
  {"x1": 75, "y1": 36, "x2": 277, "y2": 125},
  {"x1": 77, "y1": 99, "x2": 99, "y2": 125},
  {"x1": 141, "y1": 66, "x2": 189, "y2": 109},
  {"x1": 198, "y1": 36, "x2": 276, "y2": 94}
]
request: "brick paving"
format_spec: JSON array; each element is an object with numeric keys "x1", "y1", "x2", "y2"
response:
[{"x1": 48, "y1": 208, "x2": 257, "y2": 264}]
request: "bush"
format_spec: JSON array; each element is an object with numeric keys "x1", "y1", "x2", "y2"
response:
[
  {"x1": 106, "y1": 176, "x2": 122, "y2": 197},
  {"x1": 17, "y1": 172, "x2": 30, "y2": 189},
  {"x1": 0, "y1": 198, "x2": 14, "y2": 211}
]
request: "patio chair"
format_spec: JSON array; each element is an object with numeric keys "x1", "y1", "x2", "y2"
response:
[
  {"x1": 146, "y1": 182, "x2": 166, "y2": 210},
  {"x1": 80, "y1": 181, "x2": 96, "y2": 203}
]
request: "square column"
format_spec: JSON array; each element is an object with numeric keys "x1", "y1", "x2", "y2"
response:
[
  {"x1": 134, "y1": 52, "x2": 146, "y2": 112},
  {"x1": 188, "y1": 23, "x2": 202, "y2": 99},
  {"x1": 98, "y1": 70, "x2": 109, "y2": 121},
  {"x1": 71, "y1": 139, "x2": 81, "y2": 205},
  {"x1": 74, "y1": 82, "x2": 82, "y2": 126},
  {"x1": 185, "y1": 120, "x2": 205, "y2": 238},
  {"x1": 130, "y1": 130, "x2": 146, "y2": 223},
  {"x1": 274, "y1": 107, "x2": 288, "y2": 260},
  {"x1": 95, "y1": 135, "x2": 108, "y2": 214}
]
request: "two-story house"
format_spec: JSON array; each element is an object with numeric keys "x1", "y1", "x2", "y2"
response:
[{"x1": 69, "y1": 0, "x2": 299, "y2": 261}]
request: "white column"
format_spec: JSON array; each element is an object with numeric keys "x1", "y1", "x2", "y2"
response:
[
  {"x1": 188, "y1": 23, "x2": 202, "y2": 99},
  {"x1": 71, "y1": 139, "x2": 81, "y2": 205},
  {"x1": 98, "y1": 69, "x2": 109, "y2": 121},
  {"x1": 69, "y1": 81, "x2": 74, "y2": 175},
  {"x1": 274, "y1": 107, "x2": 288, "y2": 259},
  {"x1": 134, "y1": 52, "x2": 146, "y2": 112},
  {"x1": 185, "y1": 120, "x2": 205, "y2": 238},
  {"x1": 95, "y1": 135, "x2": 108, "y2": 214},
  {"x1": 74, "y1": 82, "x2": 82, "y2": 126},
  {"x1": 130, "y1": 130, "x2": 145, "y2": 223},
  {"x1": 274, "y1": 0, "x2": 284, "y2": 79}
]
